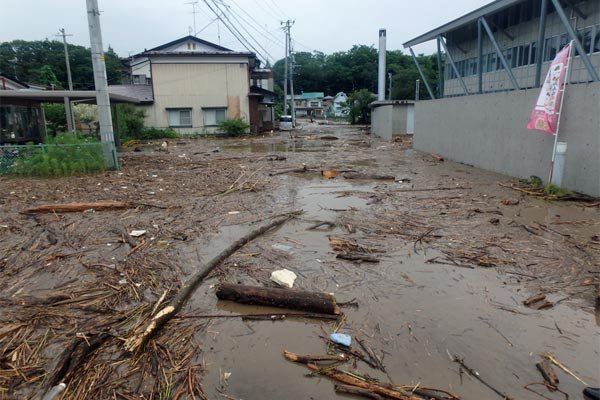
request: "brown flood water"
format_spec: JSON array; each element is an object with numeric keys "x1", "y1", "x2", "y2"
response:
[{"x1": 173, "y1": 129, "x2": 599, "y2": 399}]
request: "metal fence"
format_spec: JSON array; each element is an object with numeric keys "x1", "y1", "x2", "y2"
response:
[{"x1": 0, "y1": 142, "x2": 117, "y2": 176}]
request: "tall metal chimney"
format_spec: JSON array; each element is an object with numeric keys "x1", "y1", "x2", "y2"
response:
[{"x1": 378, "y1": 29, "x2": 386, "y2": 101}]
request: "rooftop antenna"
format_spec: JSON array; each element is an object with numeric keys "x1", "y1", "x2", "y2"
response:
[{"x1": 185, "y1": 1, "x2": 199, "y2": 36}]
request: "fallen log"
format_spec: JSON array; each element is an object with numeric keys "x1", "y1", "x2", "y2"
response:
[
  {"x1": 23, "y1": 201, "x2": 130, "y2": 214},
  {"x1": 335, "y1": 385, "x2": 385, "y2": 400},
  {"x1": 305, "y1": 363, "x2": 421, "y2": 400},
  {"x1": 123, "y1": 213, "x2": 298, "y2": 353},
  {"x1": 284, "y1": 350, "x2": 346, "y2": 364},
  {"x1": 336, "y1": 252, "x2": 380, "y2": 263},
  {"x1": 216, "y1": 284, "x2": 340, "y2": 315},
  {"x1": 523, "y1": 293, "x2": 546, "y2": 306},
  {"x1": 269, "y1": 165, "x2": 308, "y2": 176},
  {"x1": 343, "y1": 172, "x2": 395, "y2": 180}
]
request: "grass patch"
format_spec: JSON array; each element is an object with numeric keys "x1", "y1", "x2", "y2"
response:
[
  {"x1": 6, "y1": 134, "x2": 108, "y2": 177},
  {"x1": 217, "y1": 118, "x2": 250, "y2": 136}
]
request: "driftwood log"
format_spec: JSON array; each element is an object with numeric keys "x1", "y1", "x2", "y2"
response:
[
  {"x1": 306, "y1": 363, "x2": 421, "y2": 400},
  {"x1": 336, "y1": 252, "x2": 380, "y2": 263},
  {"x1": 343, "y1": 172, "x2": 395, "y2": 180},
  {"x1": 216, "y1": 284, "x2": 340, "y2": 315},
  {"x1": 24, "y1": 201, "x2": 130, "y2": 214},
  {"x1": 124, "y1": 213, "x2": 297, "y2": 353},
  {"x1": 335, "y1": 385, "x2": 385, "y2": 400},
  {"x1": 283, "y1": 350, "x2": 346, "y2": 364}
]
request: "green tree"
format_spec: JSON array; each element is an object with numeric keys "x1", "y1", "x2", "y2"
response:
[
  {"x1": 43, "y1": 103, "x2": 67, "y2": 135},
  {"x1": 272, "y1": 46, "x2": 439, "y2": 101},
  {"x1": 346, "y1": 89, "x2": 376, "y2": 124},
  {"x1": 0, "y1": 39, "x2": 122, "y2": 88}
]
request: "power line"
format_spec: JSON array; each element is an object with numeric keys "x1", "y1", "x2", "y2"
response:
[
  {"x1": 266, "y1": 0, "x2": 287, "y2": 19},
  {"x1": 229, "y1": 0, "x2": 284, "y2": 47},
  {"x1": 205, "y1": 0, "x2": 270, "y2": 62},
  {"x1": 251, "y1": 0, "x2": 280, "y2": 22},
  {"x1": 216, "y1": 1, "x2": 277, "y2": 61},
  {"x1": 202, "y1": 0, "x2": 256, "y2": 55}
]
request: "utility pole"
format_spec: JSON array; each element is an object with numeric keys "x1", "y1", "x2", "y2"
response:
[
  {"x1": 57, "y1": 28, "x2": 75, "y2": 132},
  {"x1": 388, "y1": 72, "x2": 392, "y2": 100},
  {"x1": 415, "y1": 79, "x2": 420, "y2": 101},
  {"x1": 86, "y1": 0, "x2": 118, "y2": 169},
  {"x1": 281, "y1": 20, "x2": 293, "y2": 116},
  {"x1": 289, "y1": 33, "x2": 296, "y2": 127}
]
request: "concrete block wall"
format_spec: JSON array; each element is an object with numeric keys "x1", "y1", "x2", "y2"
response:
[
  {"x1": 413, "y1": 81, "x2": 600, "y2": 196},
  {"x1": 371, "y1": 103, "x2": 412, "y2": 140}
]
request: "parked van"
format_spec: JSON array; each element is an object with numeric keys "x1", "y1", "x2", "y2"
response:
[{"x1": 279, "y1": 115, "x2": 293, "y2": 131}]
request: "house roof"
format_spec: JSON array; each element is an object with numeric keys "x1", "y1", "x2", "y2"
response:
[
  {"x1": 0, "y1": 89, "x2": 139, "y2": 104},
  {"x1": 142, "y1": 51, "x2": 255, "y2": 58},
  {"x1": 249, "y1": 85, "x2": 276, "y2": 97},
  {"x1": 300, "y1": 92, "x2": 325, "y2": 100},
  {"x1": 403, "y1": 0, "x2": 523, "y2": 47},
  {"x1": 146, "y1": 35, "x2": 232, "y2": 53},
  {"x1": 0, "y1": 73, "x2": 30, "y2": 89},
  {"x1": 108, "y1": 85, "x2": 154, "y2": 104}
]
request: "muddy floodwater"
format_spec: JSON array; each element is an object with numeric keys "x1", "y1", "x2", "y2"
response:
[{"x1": 1, "y1": 122, "x2": 598, "y2": 399}]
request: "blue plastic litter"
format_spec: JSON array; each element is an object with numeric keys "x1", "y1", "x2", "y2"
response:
[{"x1": 330, "y1": 333, "x2": 352, "y2": 347}]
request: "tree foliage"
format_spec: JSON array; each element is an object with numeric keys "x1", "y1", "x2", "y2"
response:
[
  {"x1": 0, "y1": 40, "x2": 123, "y2": 88},
  {"x1": 273, "y1": 46, "x2": 441, "y2": 101},
  {"x1": 346, "y1": 89, "x2": 376, "y2": 124}
]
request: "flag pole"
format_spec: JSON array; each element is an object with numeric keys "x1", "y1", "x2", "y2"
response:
[{"x1": 548, "y1": 40, "x2": 574, "y2": 185}]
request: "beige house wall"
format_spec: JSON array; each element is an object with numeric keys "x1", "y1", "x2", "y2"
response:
[{"x1": 144, "y1": 62, "x2": 250, "y2": 133}]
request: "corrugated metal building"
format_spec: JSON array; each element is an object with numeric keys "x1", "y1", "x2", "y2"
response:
[{"x1": 403, "y1": 0, "x2": 599, "y2": 196}]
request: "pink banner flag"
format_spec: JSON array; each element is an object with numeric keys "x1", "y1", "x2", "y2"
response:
[{"x1": 526, "y1": 43, "x2": 572, "y2": 134}]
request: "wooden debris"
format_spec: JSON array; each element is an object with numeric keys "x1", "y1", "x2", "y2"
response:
[
  {"x1": 335, "y1": 385, "x2": 385, "y2": 400},
  {"x1": 343, "y1": 172, "x2": 395, "y2": 180},
  {"x1": 536, "y1": 359, "x2": 559, "y2": 386},
  {"x1": 543, "y1": 352, "x2": 588, "y2": 385},
  {"x1": 336, "y1": 252, "x2": 380, "y2": 263},
  {"x1": 216, "y1": 284, "x2": 340, "y2": 315},
  {"x1": 269, "y1": 165, "x2": 308, "y2": 176},
  {"x1": 304, "y1": 363, "x2": 422, "y2": 400},
  {"x1": 533, "y1": 300, "x2": 554, "y2": 310},
  {"x1": 523, "y1": 294, "x2": 554, "y2": 309},
  {"x1": 23, "y1": 201, "x2": 130, "y2": 214},
  {"x1": 523, "y1": 293, "x2": 546, "y2": 306},
  {"x1": 356, "y1": 338, "x2": 386, "y2": 371},
  {"x1": 283, "y1": 350, "x2": 346, "y2": 364},
  {"x1": 123, "y1": 213, "x2": 298, "y2": 353},
  {"x1": 431, "y1": 153, "x2": 444, "y2": 162},
  {"x1": 452, "y1": 355, "x2": 512, "y2": 399},
  {"x1": 321, "y1": 169, "x2": 339, "y2": 179}
]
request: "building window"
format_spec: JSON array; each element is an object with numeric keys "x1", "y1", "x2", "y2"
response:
[
  {"x1": 203, "y1": 108, "x2": 227, "y2": 126},
  {"x1": 310, "y1": 101, "x2": 320, "y2": 107},
  {"x1": 167, "y1": 108, "x2": 192, "y2": 127},
  {"x1": 187, "y1": 43, "x2": 197, "y2": 50}
]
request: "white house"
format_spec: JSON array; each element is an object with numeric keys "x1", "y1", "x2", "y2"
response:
[{"x1": 332, "y1": 92, "x2": 349, "y2": 117}]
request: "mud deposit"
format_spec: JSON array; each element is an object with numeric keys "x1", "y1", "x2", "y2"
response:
[{"x1": 1, "y1": 122, "x2": 598, "y2": 399}]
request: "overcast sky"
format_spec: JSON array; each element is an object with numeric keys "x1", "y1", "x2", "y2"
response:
[{"x1": 1, "y1": 0, "x2": 490, "y2": 62}]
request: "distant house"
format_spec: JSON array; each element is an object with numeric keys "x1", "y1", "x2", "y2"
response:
[
  {"x1": 332, "y1": 92, "x2": 349, "y2": 117},
  {"x1": 110, "y1": 36, "x2": 275, "y2": 134},
  {"x1": 286, "y1": 92, "x2": 325, "y2": 117}
]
